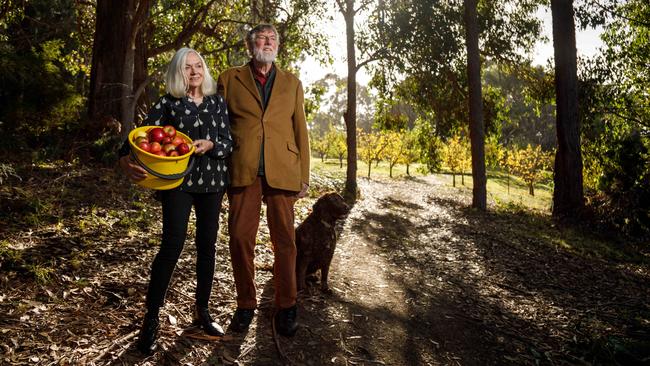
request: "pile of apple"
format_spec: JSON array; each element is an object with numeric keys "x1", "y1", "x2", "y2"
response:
[{"x1": 133, "y1": 125, "x2": 192, "y2": 157}]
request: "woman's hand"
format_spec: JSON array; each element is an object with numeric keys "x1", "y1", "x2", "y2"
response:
[
  {"x1": 192, "y1": 139, "x2": 214, "y2": 155},
  {"x1": 119, "y1": 155, "x2": 148, "y2": 181}
]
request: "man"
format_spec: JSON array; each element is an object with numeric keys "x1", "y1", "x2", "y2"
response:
[{"x1": 217, "y1": 24, "x2": 310, "y2": 337}]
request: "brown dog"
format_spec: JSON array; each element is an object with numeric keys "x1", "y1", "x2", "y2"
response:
[{"x1": 295, "y1": 192, "x2": 350, "y2": 293}]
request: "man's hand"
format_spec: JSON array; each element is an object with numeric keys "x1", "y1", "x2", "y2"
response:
[
  {"x1": 119, "y1": 155, "x2": 148, "y2": 181},
  {"x1": 192, "y1": 139, "x2": 214, "y2": 155},
  {"x1": 296, "y1": 182, "x2": 309, "y2": 199}
]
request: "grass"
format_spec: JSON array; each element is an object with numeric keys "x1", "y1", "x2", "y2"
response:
[
  {"x1": 311, "y1": 158, "x2": 649, "y2": 264},
  {"x1": 311, "y1": 158, "x2": 553, "y2": 213}
]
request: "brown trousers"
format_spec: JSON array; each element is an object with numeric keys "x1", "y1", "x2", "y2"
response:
[{"x1": 227, "y1": 176, "x2": 297, "y2": 309}]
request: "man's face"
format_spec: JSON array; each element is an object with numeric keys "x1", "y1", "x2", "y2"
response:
[{"x1": 252, "y1": 30, "x2": 278, "y2": 64}]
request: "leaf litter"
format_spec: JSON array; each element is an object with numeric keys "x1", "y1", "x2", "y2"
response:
[{"x1": 0, "y1": 165, "x2": 648, "y2": 365}]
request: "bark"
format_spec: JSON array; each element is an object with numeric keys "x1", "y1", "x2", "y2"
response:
[
  {"x1": 464, "y1": 0, "x2": 487, "y2": 210},
  {"x1": 88, "y1": 0, "x2": 149, "y2": 139},
  {"x1": 550, "y1": 0, "x2": 584, "y2": 219},
  {"x1": 341, "y1": 0, "x2": 358, "y2": 201}
]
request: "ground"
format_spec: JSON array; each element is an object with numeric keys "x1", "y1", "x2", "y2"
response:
[{"x1": 0, "y1": 166, "x2": 648, "y2": 365}]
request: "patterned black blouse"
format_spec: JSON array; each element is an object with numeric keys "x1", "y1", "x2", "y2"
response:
[{"x1": 120, "y1": 93, "x2": 233, "y2": 193}]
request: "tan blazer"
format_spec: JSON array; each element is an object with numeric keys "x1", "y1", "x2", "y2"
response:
[{"x1": 217, "y1": 64, "x2": 310, "y2": 191}]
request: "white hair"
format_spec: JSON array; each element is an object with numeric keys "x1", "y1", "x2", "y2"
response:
[
  {"x1": 246, "y1": 24, "x2": 280, "y2": 57},
  {"x1": 165, "y1": 47, "x2": 216, "y2": 98}
]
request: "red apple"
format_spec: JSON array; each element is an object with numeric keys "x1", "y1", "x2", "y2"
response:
[
  {"x1": 162, "y1": 143, "x2": 176, "y2": 154},
  {"x1": 149, "y1": 141, "x2": 162, "y2": 154},
  {"x1": 137, "y1": 141, "x2": 151, "y2": 152},
  {"x1": 155, "y1": 151, "x2": 167, "y2": 157},
  {"x1": 148, "y1": 127, "x2": 165, "y2": 143},
  {"x1": 172, "y1": 136, "x2": 184, "y2": 146},
  {"x1": 168, "y1": 151, "x2": 179, "y2": 157},
  {"x1": 177, "y1": 143, "x2": 190, "y2": 155},
  {"x1": 163, "y1": 125, "x2": 176, "y2": 138},
  {"x1": 161, "y1": 136, "x2": 172, "y2": 145}
]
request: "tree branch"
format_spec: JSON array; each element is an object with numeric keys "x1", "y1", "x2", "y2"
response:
[
  {"x1": 593, "y1": 0, "x2": 650, "y2": 28},
  {"x1": 600, "y1": 107, "x2": 650, "y2": 128},
  {"x1": 147, "y1": 0, "x2": 219, "y2": 58}
]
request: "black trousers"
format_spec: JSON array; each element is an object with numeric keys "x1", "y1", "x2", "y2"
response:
[{"x1": 145, "y1": 189, "x2": 224, "y2": 311}]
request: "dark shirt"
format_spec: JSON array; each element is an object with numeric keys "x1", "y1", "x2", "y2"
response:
[
  {"x1": 119, "y1": 93, "x2": 233, "y2": 193},
  {"x1": 251, "y1": 62, "x2": 276, "y2": 175}
]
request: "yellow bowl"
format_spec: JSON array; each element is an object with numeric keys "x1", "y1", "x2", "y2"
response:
[{"x1": 128, "y1": 126, "x2": 195, "y2": 190}]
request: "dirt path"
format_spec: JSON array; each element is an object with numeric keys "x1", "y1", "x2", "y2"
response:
[
  {"x1": 233, "y1": 175, "x2": 648, "y2": 366},
  {"x1": 2, "y1": 172, "x2": 648, "y2": 365}
]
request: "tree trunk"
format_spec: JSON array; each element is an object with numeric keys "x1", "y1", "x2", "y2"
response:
[
  {"x1": 88, "y1": 0, "x2": 149, "y2": 140},
  {"x1": 464, "y1": 0, "x2": 487, "y2": 210},
  {"x1": 452, "y1": 173, "x2": 456, "y2": 187},
  {"x1": 406, "y1": 163, "x2": 410, "y2": 176},
  {"x1": 339, "y1": 156, "x2": 343, "y2": 168},
  {"x1": 550, "y1": 0, "x2": 584, "y2": 219},
  {"x1": 367, "y1": 160, "x2": 371, "y2": 178},
  {"x1": 529, "y1": 183, "x2": 534, "y2": 196},
  {"x1": 342, "y1": 0, "x2": 358, "y2": 201},
  {"x1": 88, "y1": 0, "x2": 134, "y2": 137}
]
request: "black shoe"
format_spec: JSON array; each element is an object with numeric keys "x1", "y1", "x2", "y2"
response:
[
  {"x1": 274, "y1": 305, "x2": 298, "y2": 337},
  {"x1": 230, "y1": 308, "x2": 255, "y2": 332},
  {"x1": 194, "y1": 307, "x2": 225, "y2": 336},
  {"x1": 136, "y1": 315, "x2": 159, "y2": 356}
]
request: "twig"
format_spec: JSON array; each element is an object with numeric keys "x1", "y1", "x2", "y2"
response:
[
  {"x1": 272, "y1": 311, "x2": 298, "y2": 366},
  {"x1": 91, "y1": 329, "x2": 139, "y2": 363}
]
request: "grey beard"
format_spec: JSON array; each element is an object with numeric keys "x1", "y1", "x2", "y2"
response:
[{"x1": 254, "y1": 47, "x2": 277, "y2": 64}]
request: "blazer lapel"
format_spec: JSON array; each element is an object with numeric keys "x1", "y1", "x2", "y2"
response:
[
  {"x1": 235, "y1": 64, "x2": 262, "y2": 107},
  {"x1": 264, "y1": 66, "x2": 288, "y2": 118}
]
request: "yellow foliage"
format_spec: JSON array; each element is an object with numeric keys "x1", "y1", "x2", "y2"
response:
[{"x1": 505, "y1": 144, "x2": 553, "y2": 195}]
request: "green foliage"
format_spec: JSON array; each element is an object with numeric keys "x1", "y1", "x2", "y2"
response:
[
  {"x1": 375, "y1": 0, "x2": 544, "y2": 138},
  {"x1": 412, "y1": 116, "x2": 443, "y2": 172},
  {"x1": 577, "y1": 0, "x2": 650, "y2": 237},
  {"x1": 0, "y1": 0, "x2": 88, "y2": 158},
  {"x1": 590, "y1": 132, "x2": 650, "y2": 235}
]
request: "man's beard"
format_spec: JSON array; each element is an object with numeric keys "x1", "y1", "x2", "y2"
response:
[{"x1": 253, "y1": 46, "x2": 277, "y2": 64}]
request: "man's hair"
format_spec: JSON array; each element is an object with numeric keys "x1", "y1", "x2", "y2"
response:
[
  {"x1": 246, "y1": 23, "x2": 280, "y2": 54},
  {"x1": 166, "y1": 47, "x2": 216, "y2": 98}
]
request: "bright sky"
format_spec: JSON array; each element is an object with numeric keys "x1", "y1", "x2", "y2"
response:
[{"x1": 298, "y1": 7, "x2": 604, "y2": 87}]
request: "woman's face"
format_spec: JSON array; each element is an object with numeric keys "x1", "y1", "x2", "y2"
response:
[{"x1": 184, "y1": 52, "x2": 204, "y2": 92}]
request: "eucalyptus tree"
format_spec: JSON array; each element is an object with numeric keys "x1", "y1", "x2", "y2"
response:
[
  {"x1": 335, "y1": 0, "x2": 386, "y2": 201},
  {"x1": 464, "y1": 0, "x2": 486, "y2": 209},
  {"x1": 549, "y1": 0, "x2": 584, "y2": 219},
  {"x1": 380, "y1": 0, "x2": 542, "y2": 208}
]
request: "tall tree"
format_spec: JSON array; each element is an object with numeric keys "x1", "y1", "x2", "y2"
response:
[
  {"x1": 463, "y1": 0, "x2": 486, "y2": 210},
  {"x1": 336, "y1": 0, "x2": 383, "y2": 201},
  {"x1": 550, "y1": 0, "x2": 584, "y2": 219},
  {"x1": 88, "y1": 0, "x2": 150, "y2": 139},
  {"x1": 336, "y1": 0, "x2": 360, "y2": 201}
]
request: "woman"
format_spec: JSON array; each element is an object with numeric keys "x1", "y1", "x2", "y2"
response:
[{"x1": 118, "y1": 47, "x2": 232, "y2": 355}]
